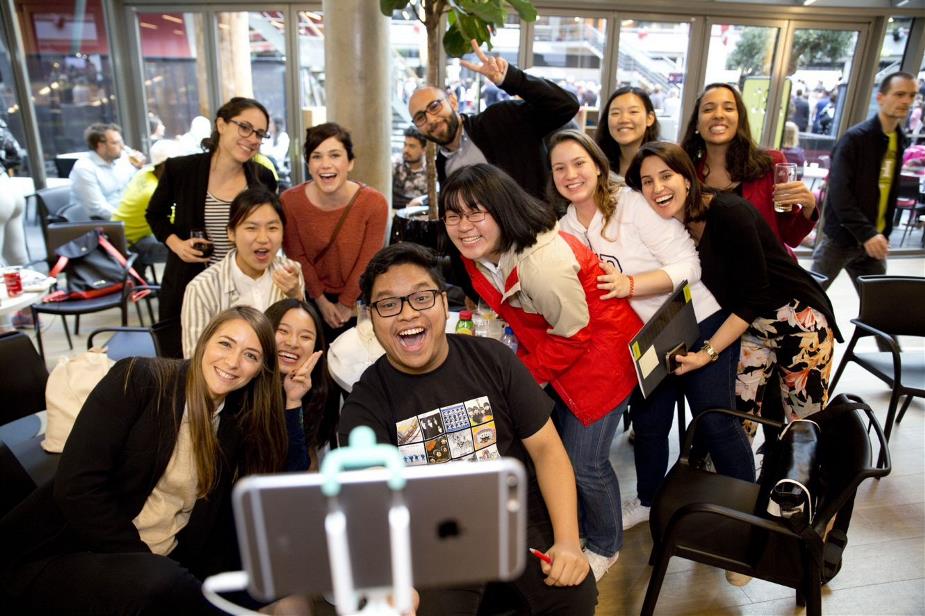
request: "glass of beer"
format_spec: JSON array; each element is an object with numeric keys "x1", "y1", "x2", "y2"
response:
[{"x1": 774, "y1": 163, "x2": 798, "y2": 213}]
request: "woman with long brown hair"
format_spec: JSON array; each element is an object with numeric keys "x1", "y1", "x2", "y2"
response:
[
  {"x1": 0, "y1": 306, "x2": 287, "y2": 612},
  {"x1": 680, "y1": 83, "x2": 816, "y2": 255}
]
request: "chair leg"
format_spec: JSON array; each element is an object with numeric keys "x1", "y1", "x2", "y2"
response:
[
  {"x1": 896, "y1": 395, "x2": 914, "y2": 424},
  {"x1": 640, "y1": 546, "x2": 672, "y2": 616},
  {"x1": 121, "y1": 304, "x2": 128, "y2": 326},
  {"x1": 145, "y1": 296, "x2": 155, "y2": 326},
  {"x1": 32, "y1": 307, "x2": 45, "y2": 361},
  {"x1": 878, "y1": 388, "x2": 902, "y2": 469},
  {"x1": 61, "y1": 315, "x2": 73, "y2": 350},
  {"x1": 806, "y1": 565, "x2": 823, "y2": 616},
  {"x1": 74, "y1": 314, "x2": 80, "y2": 336},
  {"x1": 828, "y1": 333, "x2": 859, "y2": 392},
  {"x1": 135, "y1": 301, "x2": 145, "y2": 327}
]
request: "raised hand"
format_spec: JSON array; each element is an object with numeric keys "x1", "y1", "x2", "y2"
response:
[{"x1": 459, "y1": 39, "x2": 509, "y2": 86}]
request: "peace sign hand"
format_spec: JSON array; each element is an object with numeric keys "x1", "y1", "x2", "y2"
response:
[
  {"x1": 459, "y1": 39, "x2": 509, "y2": 86},
  {"x1": 283, "y1": 350, "x2": 323, "y2": 407}
]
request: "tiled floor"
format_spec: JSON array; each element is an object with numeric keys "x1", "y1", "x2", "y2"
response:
[{"x1": 16, "y1": 215, "x2": 925, "y2": 615}]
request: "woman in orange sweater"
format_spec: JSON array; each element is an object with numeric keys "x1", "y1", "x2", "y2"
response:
[{"x1": 281, "y1": 122, "x2": 389, "y2": 342}]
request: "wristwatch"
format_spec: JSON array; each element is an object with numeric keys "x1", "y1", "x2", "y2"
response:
[{"x1": 701, "y1": 341, "x2": 719, "y2": 363}]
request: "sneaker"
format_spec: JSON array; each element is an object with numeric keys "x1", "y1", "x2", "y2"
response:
[
  {"x1": 725, "y1": 570, "x2": 753, "y2": 586},
  {"x1": 583, "y1": 548, "x2": 619, "y2": 582},
  {"x1": 622, "y1": 498, "x2": 651, "y2": 530}
]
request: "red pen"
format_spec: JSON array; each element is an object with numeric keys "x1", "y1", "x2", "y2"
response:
[{"x1": 529, "y1": 547, "x2": 552, "y2": 565}]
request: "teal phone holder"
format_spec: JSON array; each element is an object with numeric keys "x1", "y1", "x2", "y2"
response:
[{"x1": 320, "y1": 426, "x2": 413, "y2": 615}]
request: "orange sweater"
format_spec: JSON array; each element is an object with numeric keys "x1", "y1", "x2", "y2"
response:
[{"x1": 281, "y1": 182, "x2": 388, "y2": 306}]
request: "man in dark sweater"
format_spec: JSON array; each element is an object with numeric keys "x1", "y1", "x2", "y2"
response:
[
  {"x1": 408, "y1": 40, "x2": 578, "y2": 201},
  {"x1": 812, "y1": 71, "x2": 916, "y2": 291}
]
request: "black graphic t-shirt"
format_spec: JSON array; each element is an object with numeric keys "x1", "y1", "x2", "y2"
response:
[{"x1": 339, "y1": 334, "x2": 552, "y2": 524}]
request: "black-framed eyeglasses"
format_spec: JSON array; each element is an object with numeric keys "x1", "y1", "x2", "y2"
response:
[
  {"x1": 411, "y1": 98, "x2": 445, "y2": 127},
  {"x1": 443, "y1": 211, "x2": 488, "y2": 226},
  {"x1": 228, "y1": 118, "x2": 270, "y2": 141},
  {"x1": 370, "y1": 289, "x2": 443, "y2": 317}
]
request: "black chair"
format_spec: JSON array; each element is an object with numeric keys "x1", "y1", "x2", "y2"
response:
[
  {"x1": 0, "y1": 331, "x2": 48, "y2": 426},
  {"x1": 88, "y1": 326, "x2": 160, "y2": 360},
  {"x1": 30, "y1": 221, "x2": 148, "y2": 361},
  {"x1": 829, "y1": 275, "x2": 925, "y2": 467},
  {"x1": 641, "y1": 397, "x2": 890, "y2": 616},
  {"x1": 35, "y1": 185, "x2": 73, "y2": 260}
]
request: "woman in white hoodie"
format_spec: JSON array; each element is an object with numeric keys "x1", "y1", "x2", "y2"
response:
[{"x1": 549, "y1": 129, "x2": 755, "y2": 531}]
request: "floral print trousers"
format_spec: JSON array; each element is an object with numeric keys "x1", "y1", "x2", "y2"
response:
[{"x1": 736, "y1": 300, "x2": 835, "y2": 436}]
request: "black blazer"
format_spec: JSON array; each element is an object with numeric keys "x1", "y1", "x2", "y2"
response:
[
  {"x1": 145, "y1": 152, "x2": 278, "y2": 323},
  {"x1": 0, "y1": 359, "x2": 248, "y2": 594}
]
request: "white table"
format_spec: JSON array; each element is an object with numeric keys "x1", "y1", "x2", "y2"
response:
[{"x1": 0, "y1": 270, "x2": 56, "y2": 318}]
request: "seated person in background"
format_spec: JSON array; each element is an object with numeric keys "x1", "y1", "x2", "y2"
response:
[
  {"x1": 69, "y1": 122, "x2": 145, "y2": 219},
  {"x1": 265, "y1": 298, "x2": 332, "y2": 471},
  {"x1": 338, "y1": 243, "x2": 596, "y2": 616},
  {"x1": 781, "y1": 121, "x2": 806, "y2": 168},
  {"x1": 0, "y1": 306, "x2": 290, "y2": 613},
  {"x1": 111, "y1": 139, "x2": 183, "y2": 268},
  {"x1": 261, "y1": 116, "x2": 291, "y2": 186},
  {"x1": 392, "y1": 126, "x2": 428, "y2": 209},
  {"x1": 182, "y1": 187, "x2": 304, "y2": 357}
]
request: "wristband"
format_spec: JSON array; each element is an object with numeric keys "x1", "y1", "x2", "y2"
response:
[{"x1": 627, "y1": 275, "x2": 636, "y2": 298}]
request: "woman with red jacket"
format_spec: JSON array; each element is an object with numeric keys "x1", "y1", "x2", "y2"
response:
[
  {"x1": 680, "y1": 83, "x2": 817, "y2": 256},
  {"x1": 441, "y1": 163, "x2": 642, "y2": 582}
]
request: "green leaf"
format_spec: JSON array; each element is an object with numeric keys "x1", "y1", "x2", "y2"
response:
[
  {"x1": 504, "y1": 0, "x2": 537, "y2": 22},
  {"x1": 443, "y1": 24, "x2": 470, "y2": 57},
  {"x1": 458, "y1": 0, "x2": 506, "y2": 26},
  {"x1": 379, "y1": 0, "x2": 411, "y2": 16}
]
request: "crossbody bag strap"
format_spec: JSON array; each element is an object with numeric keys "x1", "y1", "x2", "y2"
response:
[{"x1": 312, "y1": 184, "x2": 364, "y2": 266}]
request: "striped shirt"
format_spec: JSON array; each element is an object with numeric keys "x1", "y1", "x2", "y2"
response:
[
  {"x1": 203, "y1": 192, "x2": 232, "y2": 264},
  {"x1": 181, "y1": 249, "x2": 305, "y2": 357}
]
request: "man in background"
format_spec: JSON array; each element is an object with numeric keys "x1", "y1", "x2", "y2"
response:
[
  {"x1": 392, "y1": 126, "x2": 428, "y2": 209},
  {"x1": 69, "y1": 123, "x2": 145, "y2": 219}
]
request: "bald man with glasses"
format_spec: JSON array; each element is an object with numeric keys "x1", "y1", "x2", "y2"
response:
[{"x1": 408, "y1": 40, "x2": 579, "y2": 201}]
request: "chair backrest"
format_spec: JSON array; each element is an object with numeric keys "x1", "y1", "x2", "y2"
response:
[
  {"x1": 46, "y1": 220, "x2": 129, "y2": 258},
  {"x1": 88, "y1": 327, "x2": 160, "y2": 360},
  {"x1": 36, "y1": 185, "x2": 74, "y2": 251},
  {"x1": 856, "y1": 275, "x2": 925, "y2": 337},
  {"x1": 0, "y1": 332, "x2": 48, "y2": 425}
]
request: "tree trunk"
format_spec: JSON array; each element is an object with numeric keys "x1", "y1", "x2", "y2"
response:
[{"x1": 423, "y1": 0, "x2": 446, "y2": 220}]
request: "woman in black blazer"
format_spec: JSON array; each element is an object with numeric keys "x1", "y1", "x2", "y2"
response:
[
  {"x1": 0, "y1": 306, "x2": 287, "y2": 613},
  {"x1": 146, "y1": 97, "x2": 278, "y2": 355}
]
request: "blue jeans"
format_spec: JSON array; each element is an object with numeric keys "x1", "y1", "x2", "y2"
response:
[
  {"x1": 631, "y1": 310, "x2": 755, "y2": 506},
  {"x1": 550, "y1": 392, "x2": 628, "y2": 558}
]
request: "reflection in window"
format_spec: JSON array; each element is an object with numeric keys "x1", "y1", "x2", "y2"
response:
[
  {"x1": 137, "y1": 12, "x2": 207, "y2": 151},
  {"x1": 616, "y1": 20, "x2": 690, "y2": 141},
  {"x1": 706, "y1": 24, "x2": 779, "y2": 143},
  {"x1": 0, "y1": 27, "x2": 29, "y2": 175},
  {"x1": 529, "y1": 15, "x2": 603, "y2": 128},
  {"x1": 16, "y1": 0, "x2": 121, "y2": 176},
  {"x1": 779, "y1": 28, "x2": 858, "y2": 164}
]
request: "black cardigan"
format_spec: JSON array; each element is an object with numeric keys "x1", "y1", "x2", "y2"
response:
[
  {"x1": 822, "y1": 115, "x2": 908, "y2": 247},
  {"x1": 698, "y1": 192, "x2": 840, "y2": 339},
  {"x1": 145, "y1": 152, "x2": 278, "y2": 323},
  {"x1": 436, "y1": 65, "x2": 579, "y2": 200},
  {"x1": 0, "y1": 359, "x2": 247, "y2": 594}
]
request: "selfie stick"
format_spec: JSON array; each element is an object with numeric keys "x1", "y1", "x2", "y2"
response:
[{"x1": 320, "y1": 426, "x2": 414, "y2": 615}]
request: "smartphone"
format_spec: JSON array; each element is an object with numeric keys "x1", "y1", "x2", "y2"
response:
[
  {"x1": 232, "y1": 459, "x2": 527, "y2": 600},
  {"x1": 665, "y1": 342, "x2": 686, "y2": 373}
]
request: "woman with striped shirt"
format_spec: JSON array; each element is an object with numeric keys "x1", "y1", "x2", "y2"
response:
[
  {"x1": 181, "y1": 187, "x2": 303, "y2": 357},
  {"x1": 147, "y1": 97, "x2": 278, "y2": 356}
]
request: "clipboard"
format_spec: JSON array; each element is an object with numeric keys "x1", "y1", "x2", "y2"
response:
[{"x1": 628, "y1": 282, "x2": 699, "y2": 398}]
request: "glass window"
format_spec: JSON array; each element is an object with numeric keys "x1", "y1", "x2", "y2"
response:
[
  {"x1": 297, "y1": 10, "x2": 325, "y2": 116},
  {"x1": 615, "y1": 19, "x2": 691, "y2": 141},
  {"x1": 914, "y1": 49, "x2": 925, "y2": 144},
  {"x1": 0, "y1": 24, "x2": 29, "y2": 176},
  {"x1": 136, "y1": 12, "x2": 208, "y2": 152},
  {"x1": 705, "y1": 24, "x2": 780, "y2": 143},
  {"x1": 778, "y1": 27, "x2": 859, "y2": 166},
  {"x1": 528, "y1": 15, "x2": 603, "y2": 128},
  {"x1": 389, "y1": 9, "x2": 428, "y2": 155},
  {"x1": 16, "y1": 0, "x2": 121, "y2": 178},
  {"x1": 445, "y1": 13, "x2": 521, "y2": 115},
  {"x1": 869, "y1": 17, "x2": 914, "y2": 137}
]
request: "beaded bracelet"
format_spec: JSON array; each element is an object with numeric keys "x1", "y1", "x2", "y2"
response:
[{"x1": 628, "y1": 275, "x2": 635, "y2": 298}]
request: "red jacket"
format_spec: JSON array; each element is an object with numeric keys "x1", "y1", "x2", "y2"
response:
[
  {"x1": 698, "y1": 150, "x2": 816, "y2": 257},
  {"x1": 464, "y1": 231, "x2": 641, "y2": 426}
]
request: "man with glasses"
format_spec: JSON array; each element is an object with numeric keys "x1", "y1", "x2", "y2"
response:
[
  {"x1": 408, "y1": 40, "x2": 578, "y2": 200},
  {"x1": 69, "y1": 123, "x2": 146, "y2": 219},
  {"x1": 338, "y1": 242, "x2": 596, "y2": 616}
]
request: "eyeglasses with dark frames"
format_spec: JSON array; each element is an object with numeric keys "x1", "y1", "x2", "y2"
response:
[
  {"x1": 412, "y1": 98, "x2": 446, "y2": 127},
  {"x1": 228, "y1": 118, "x2": 270, "y2": 141},
  {"x1": 443, "y1": 210, "x2": 488, "y2": 226},
  {"x1": 370, "y1": 289, "x2": 443, "y2": 317}
]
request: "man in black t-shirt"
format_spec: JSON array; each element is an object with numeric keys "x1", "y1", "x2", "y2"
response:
[{"x1": 339, "y1": 243, "x2": 595, "y2": 616}]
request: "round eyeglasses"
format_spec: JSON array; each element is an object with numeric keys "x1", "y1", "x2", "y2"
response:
[{"x1": 370, "y1": 289, "x2": 442, "y2": 317}]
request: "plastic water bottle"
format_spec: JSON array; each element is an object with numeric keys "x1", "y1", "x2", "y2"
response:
[{"x1": 500, "y1": 326, "x2": 518, "y2": 353}]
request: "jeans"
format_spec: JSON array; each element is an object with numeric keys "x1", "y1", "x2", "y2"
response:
[
  {"x1": 631, "y1": 310, "x2": 756, "y2": 506},
  {"x1": 129, "y1": 234, "x2": 168, "y2": 266},
  {"x1": 550, "y1": 392, "x2": 628, "y2": 558},
  {"x1": 811, "y1": 233, "x2": 886, "y2": 293}
]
